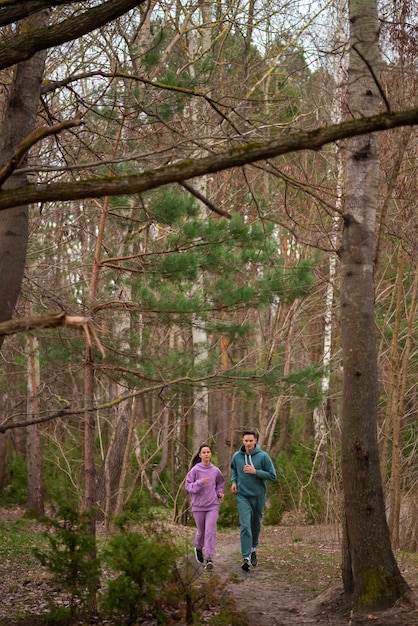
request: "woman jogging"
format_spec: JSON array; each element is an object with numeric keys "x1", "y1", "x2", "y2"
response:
[{"x1": 185, "y1": 444, "x2": 225, "y2": 570}]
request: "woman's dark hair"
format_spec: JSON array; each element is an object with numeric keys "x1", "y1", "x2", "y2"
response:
[{"x1": 191, "y1": 443, "x2": 212, "y2": 467}]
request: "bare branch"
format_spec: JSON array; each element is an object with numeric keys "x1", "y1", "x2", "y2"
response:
[
  {"x1": 0, "y1": 117, "x2": 82, "y2": 186},
  {"x1": 63, "y1": 315, "x2": 105, "y2": 358},
  {"x1": 0, "y1": 311, "x2": 105, "y2": 357},
  {"x1": 0, "y1": 368, "x2": 280, "y2": 433},
  {"x1": 180, "y1": 181, "x2": 231, "y2": 218},
  {"x1": 0, "y1": 311, "x2": 66, "y2": 335},
  {"x1": 352, "y1": 43, "x2": 391, "y2": 112}
]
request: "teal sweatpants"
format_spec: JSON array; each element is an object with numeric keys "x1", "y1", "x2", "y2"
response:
[{"x1": 236, "y1": 493, "x2": 266, "y2": 558}]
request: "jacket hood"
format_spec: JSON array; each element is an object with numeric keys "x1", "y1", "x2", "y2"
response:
[{"x1": 239, "y1": 443, "x2": 260, "y2": 455}]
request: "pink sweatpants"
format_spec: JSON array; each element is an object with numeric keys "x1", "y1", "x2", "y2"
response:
[{"x1": 192, "y1": 508, "x2": 219, "y2": 559}]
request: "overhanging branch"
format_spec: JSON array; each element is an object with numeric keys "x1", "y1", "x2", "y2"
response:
[
  {"x1": 0, "y1": 0, "x2": 144, "y2": 70},
  {"x1": 0, "y1": 311, "x2": 105, "y2": 357},
  {"x1": 0, "y1": 107, "x2": 417, "y2": 211}
]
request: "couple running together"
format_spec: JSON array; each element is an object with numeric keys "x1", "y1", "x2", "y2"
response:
[{"x1": 185, "y1": 429, "x2": 276, "y2": 572}]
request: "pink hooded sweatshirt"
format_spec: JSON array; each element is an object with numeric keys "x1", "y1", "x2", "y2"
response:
[{"x1": 185, "y1": 462, "x2": 225, "y2": 511}]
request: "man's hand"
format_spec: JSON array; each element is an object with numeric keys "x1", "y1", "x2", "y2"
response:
[
  {"x1": 231, "y1": 482, "x2": 237, "y2": 495},
  {"x1": 244, "y1": 464, "x2": 256, "y2": 474}
]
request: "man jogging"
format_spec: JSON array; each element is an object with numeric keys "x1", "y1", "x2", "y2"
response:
[{"x1": 230, "y1": 429, "x2": 276, "y2": 571}]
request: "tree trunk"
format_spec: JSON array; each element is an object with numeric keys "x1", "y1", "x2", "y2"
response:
[
  {"x1": 151, "y1": 405, "x2": 170, "y2": 488},
  {"x1": 96, "y1": 401, "x2": 130, "y2": 525},
  {"x1": 84, "y1": 347, "x2": 97, "y2": 515},
  {"x1": 0, "y1": 394, "x2": 7, "y2": 492},
  {"x1": 340, "y1": 0, "x2": 411, "y2": 611},
  {"x1": 0, "y1": 12, "x2": 47, "y2": 349},
  {"x1": 26, "y1": 332, "x2": 45, "y2": 515},
  {"x1": 187, "y1": 0, "x2": 213, "y2": 451},
  {"x1": 312, "y1": 0, "x2": 347, "y2": 487}
]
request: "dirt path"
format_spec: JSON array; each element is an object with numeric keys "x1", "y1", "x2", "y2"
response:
[
  {"x1": 198, "y1": 526, "x2": 343, "y2": 626},
  {"x1": 209, "y1": 529, "x2": 312, "y2": 625},
  {"x1": 196, "y1": 526, "x2": 418, "y2": 626}
]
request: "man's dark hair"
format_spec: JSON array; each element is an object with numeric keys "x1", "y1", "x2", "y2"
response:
[{"x1": 242, "y1": 429, "x2": 258, "y2": 438}]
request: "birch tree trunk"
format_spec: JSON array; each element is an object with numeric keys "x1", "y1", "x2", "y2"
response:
[
  {"x1": 340, "y1": 0, "x2": 412, "y2": 610},
  {"x1": 313, "y1": 0, "x2": 348, "y2": 485},
  {"x1": 26, "y1": 332, "x2": 45, "y2": 515}
]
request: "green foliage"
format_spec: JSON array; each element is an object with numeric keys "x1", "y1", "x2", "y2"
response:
[
  {"x1": 43, "y1": 439, "x2": 83, "y2": 506},
  {"x1": 0, "y1": 451, "x2": 27, "y2": 506},
  {"x1": 264, "y1": 447, "x2": 324, "y2": 524},
  {"x1": 141, "y1": 28, "x2": 167, "y2": 69},
  {"x1": 101, "y1": 523, "x2": 180, "y2": 624},
  {"x1": 147, "y1": 185, "x2": 199, "y2": 225},
  {"x1": 155, "y1": 70, "x2": 194, "y2": 120},
  {"x1": 42, "y1": 606, "x2": 73, "y2": 625},
  {"x1": 40, "y1": 335, "x2": 85, "y2": 369},
  {"x1": 124, "y1": 487, "x2": 160, "y2": 518},
  {"x1": 285, "y1": 364, "x2": 324, "y2": 409},
  {"x1": 262, "y1": 488, "x2": 286, "y2": 526},
  {"x1": 127, "y1": 203, "x2": 316, "y2": 350},
  {"x1": 217, "y1": 492, "x2": 239, "y2": 528},
  {"x1": 33, "y1": 504, "x2": 100, "y2": 618}
]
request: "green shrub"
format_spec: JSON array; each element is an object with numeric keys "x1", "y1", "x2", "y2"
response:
[
  {"x1": 101, "y1": 524, "x2": 180, "y2": 624},
  {"x1": 124, "y1": 485, "x2": 157, "y2": 517},
  {"x1": 33, "y1": 503, "x2": 100, "y2": 620},
  {"x1": 263, "y1": 489, "x2": 285, "y2": 525}
]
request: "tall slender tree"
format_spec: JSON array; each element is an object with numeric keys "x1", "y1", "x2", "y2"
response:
[{"x1": 339, "y1": 0, "x2": 412, "y2": 610}]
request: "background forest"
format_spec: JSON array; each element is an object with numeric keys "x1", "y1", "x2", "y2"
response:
[{"x1": 0, "y1": 0, "x2": 416, "y2": 564}]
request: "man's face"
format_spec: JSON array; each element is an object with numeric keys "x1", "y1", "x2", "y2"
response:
[{"x1": 243, "y1": 434, "x2": 256, "y2": 454}]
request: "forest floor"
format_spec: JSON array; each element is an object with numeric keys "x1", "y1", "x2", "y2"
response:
[{"x1": 0, "y1": 507, "x2": 417, "y2": 625}]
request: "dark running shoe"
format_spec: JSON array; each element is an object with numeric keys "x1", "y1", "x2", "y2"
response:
[
  {"x1": 241, "y1": 557, "x2": 250, "y2": 572},
  {"x1": 250, "y1": 551, "x2": 258, "y2": 566},
  {"x1": 205, "y1": 559, "x2": 213, "y2": 570},
  {"x1": 194, "y1": 548, "x2": 204, "y2": 564}
]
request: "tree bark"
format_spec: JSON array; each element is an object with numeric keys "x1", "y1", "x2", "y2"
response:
[
  {"x1": 96, "y1": 401, "x2": 130, "y2": 524},
  {"x1": 0, "y1": 0, "x2": 145, "y2": 70},
  {"x1": 0, "y1": 1, "x2": 70, "y2": 27},
  {"x1": 340, "y1": 0, "x2": 412, "y2": 611},
  {"x1": 0, "y1": 10, "x2": 47, "y2": 349},
  {"x1": 0, "y1": 394, "x2": 7, "y2": 492}
]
